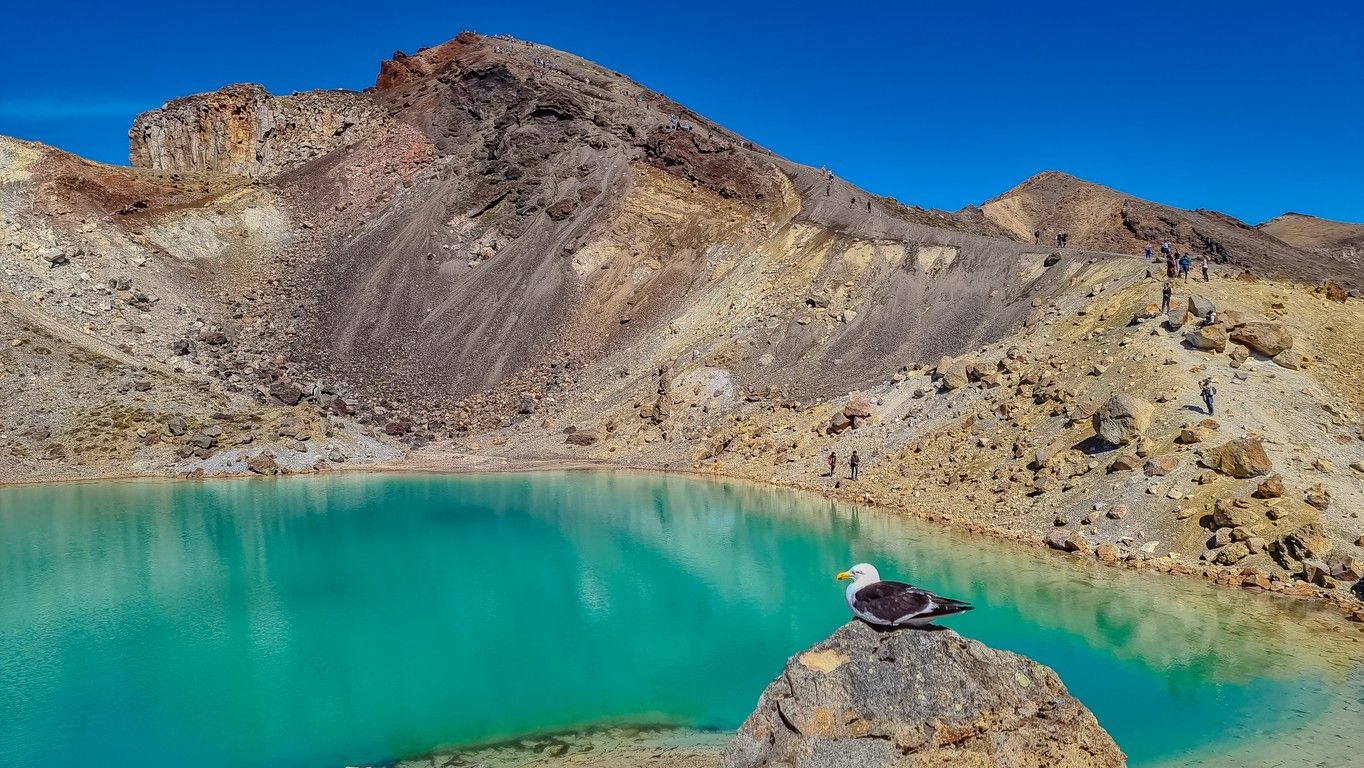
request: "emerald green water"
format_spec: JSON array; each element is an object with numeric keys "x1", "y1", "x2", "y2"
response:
[{"x1": 1, "y1": 472, "x2": 1360, "y2": 768}]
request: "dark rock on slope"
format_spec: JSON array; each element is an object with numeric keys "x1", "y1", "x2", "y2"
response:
[{"x1": 720, "y1": 621, "x2": 1125, "y2": 768}]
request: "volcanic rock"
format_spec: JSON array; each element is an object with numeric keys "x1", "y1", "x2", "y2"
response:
[
  {"x1": 1230, "y1": 322, "x2": 1293, "y2": 357},
  {"x1": 1201, "y1": 438, "x2": 1272, "y2": 478},
  {"x1": 719, "y1": 621, "x2": 1124, "y2": 768},
  {"x1": 1092, "y1": 394, "x2": 1153, "y2": 447}
]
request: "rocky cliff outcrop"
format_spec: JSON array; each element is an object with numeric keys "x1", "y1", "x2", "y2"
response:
[
  {"x1": 129, "y1": 84, "x2": 383, "y2": 176},
  {"x1": 720, "y1": 621, "x2": 1125, "y2": 768}
]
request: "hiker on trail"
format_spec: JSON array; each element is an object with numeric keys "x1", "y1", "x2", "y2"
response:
[
  {"x1": 866, "y1": 200, "x2": 871, "y2": 213},
  {"x1": 1056, "y1": 233, "x2": 1063, "y2": 247},
  {"x1": 1060, "y1": 231, "x2": 1069, "y2": 247},
  {"x1": 1144, "y1": 243, "x2": 1153, "y2": 261},
  {"x1": 825, "y1": 183, "x2": 831, "y2": 197},
  {"x1": 1034, "y1": 230, "x2": 1041, "y2": 244},
  {"x1": 1200, "y1": 379, "x2": 1217, "y2": 416},
  {"x1": 1161, "y1": 281, "x2": 1173, "y2": 313},
  {"x1": 1161, "y1": 240, "x2": 1171, "y2": 257},
  {"x1": 1166, "y1": 253, "x2": 1177, "y2": 279},
  {"x1": 849, "y1": 450, "x2": 861, "y2": 481},
  {"x1": 1179, "y1": 254, "x2": 1192, "y2": 282},
  {"x1": 827, "y1": 451, "x2": 837, "y2": 477},
  {"x1": 1200, "y1": 255, "x2": 1210, "y2": 282},
  {"x1": 850, "y1": 195, "x2": 856, "y2": 209}
]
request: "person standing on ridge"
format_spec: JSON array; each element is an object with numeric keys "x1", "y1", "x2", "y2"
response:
[
  {"x1": 849, "y1": 450, "x2": 861, "y2": 481},
  {"x1": 1200, "y1": 378, "x2": 1217, "y2": 416},
  {"x1": 1200, "y1": 255, "x2": 1210, "y2": 282},
  {"x1": 1161, "y1": 240, "x2": 1171, "y2": 258},
  {"x1": 1161, "y1": 281, "x2": 1173, "y2": 314},
  {"x1": 1166, "y1": 253, "x2": 1177, "y2": 279},
  {"x1": 827, "y1": 451, "x2": 837, "y2": 478},
  {"x1": 1179, "y1": 253, "x2": 1192, "y2": 282},
  {"x1": 866, "y1": 200, "x2": 871, "y2": 213},
  {"x1": 1034, "y1": 230, "x2": 1041, "y2": 244},
  {"x1": 1145, "y1": 243, "x2": 1153, "y2": 261}
]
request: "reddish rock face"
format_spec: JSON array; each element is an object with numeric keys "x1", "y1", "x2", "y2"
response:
[{"x1": 375, "y1": 34, "x2": 475, "y2": 90}]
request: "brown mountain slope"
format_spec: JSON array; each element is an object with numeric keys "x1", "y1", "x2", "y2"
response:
[
  {"x1": 981, "y1": 171, "x2": 1360, "y2": 288},
  {"x1": 1259, "y1": 212, "x2": 1364, "y2": 255},
  {"x1": 126, "y1": 32, "x2": 1102, "y2": 415}
]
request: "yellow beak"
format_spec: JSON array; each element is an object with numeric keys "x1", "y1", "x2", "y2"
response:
[{"x1": 835, "y1": 571, "x2": 852, "y2": 581}]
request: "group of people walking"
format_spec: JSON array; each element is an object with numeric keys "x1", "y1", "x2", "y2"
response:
[
  {"x1": 826, "y1": 450, "x2": 860, "y2": 480},
  {"x1": 1148, "y1": 241, "x2": 1210, "y2": 282}
]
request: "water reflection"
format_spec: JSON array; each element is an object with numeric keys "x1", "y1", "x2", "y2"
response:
[{"x1": 0, "y1": 472, "x2": 1359, "y2": 768}]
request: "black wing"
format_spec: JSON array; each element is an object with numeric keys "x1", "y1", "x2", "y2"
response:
[{"x1": 854, "y1": 580, "x2": 972, "y2": 623}]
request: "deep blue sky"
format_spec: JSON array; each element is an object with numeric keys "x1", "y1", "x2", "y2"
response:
[{"x1": 2, "y1": 1, "x2": 1360, "y2": 224}]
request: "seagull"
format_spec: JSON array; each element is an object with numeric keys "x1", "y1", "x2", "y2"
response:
[{"x1": 836, "y1": 563, "x2": 972, "y2": 627}]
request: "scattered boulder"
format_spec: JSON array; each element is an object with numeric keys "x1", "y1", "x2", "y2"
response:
[
  {"x1": 1271, "y1": 523, "x2": 1335, "y2": 567},
  {"x1": 1230, "y1": 322, "x2": 1293, "y2": 357},
  {"x1": 1092, "y1": 394, "x2": 1153, "y2": 447},
  {"x1": 940, "y1": 359, "x2": 970, "y2": 391},
  {"x1": 171, "y1": 339, "x2": 195, "y2": 356},
  {"x1": 565, "y1": 429, "x2": 600, "y2": 446},
  {"x1": 1107, "y1": 454, "x2": 1140, "y2": 472},
  {"x1": 1212, "y1": 498, "x2": 1261, "y2": 528},
  {"x1": 1176, "y1": 425, "x2": 1210, "y2": 444},
  {"x1": 1253, "y1": 475, "x2": 1285, "y2": 499},
  {"x1": 1271, "y1": 349, "x2": 1308, "y2": 370},
  {"x1": 1045, "y1": 529, "x2": 1091, "y2": 554},
  {"x1": 247, "y1": 452, "x2": 282, "y2": 475},
  {"x1": 1201, "y1": 438, "x2": 1272, "y2": 478},
  {"x1": 1187, "y1": 295, "x2": 1216, "y2": 318},
  {"x1": 1302, "y1": 559, "x2": 1334, "y2": 588},
  {"x1": 842, "y1": 394, "x2": 873, "y2": 424},
  {"x1": 720, "y1": 621, "x2": 1125, "y2": 768},
  {"x1": 1143, "y1": 455, "x2": 1179, "y2": 477},
  {"x1": 196, "y1": 330, "x2": 228, "y2": 346},
  {"x1": 268, "y1": 380, "x2": 304, "y2": 406},
  {"x1": 165, "y1": 417, "x2": 187, "y2": 436},
  {"x1": 1304, "y1": 483, "x2": 1332, "y2": 510},
  {"x1": 1184, "y1": 324, "x2": 1228, "y2": 352},
  {"x1": 1216, "y1": 541, "x2": 1251, "y2": 565},
  {"x1": 1032, "y1": 439, "x2": 1067, "y2": 470},
  {"x1": 1323, "y1": 280, "x2": 1349, "y2": 303}
]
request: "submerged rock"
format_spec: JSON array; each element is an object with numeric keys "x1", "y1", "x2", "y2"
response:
[{"x1": 720, "y1": 621, "x2": 1124, "y2": 768}]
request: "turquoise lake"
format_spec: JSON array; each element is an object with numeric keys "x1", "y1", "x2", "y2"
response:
[{"x1": 1, "y1": 471, "x2": 1361, "y2": 767}]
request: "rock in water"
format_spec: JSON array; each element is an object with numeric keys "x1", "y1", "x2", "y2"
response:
[
  {"x1": 720, "y1": 621, "x2": 1124, "y2": 768},
  {"x1": 1092, "y1": 393, "x2": 1153, "y2": 447}
]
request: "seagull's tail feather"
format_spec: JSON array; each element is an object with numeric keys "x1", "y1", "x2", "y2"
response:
[{"x1": 933, "y1": 597, "x2": 974, "y2": 615}]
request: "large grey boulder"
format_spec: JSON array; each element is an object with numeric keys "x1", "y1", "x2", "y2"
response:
[
  {"x1": 720, "y1": 621, "x2": 1125, "y2": 768},
  {"x1": 1092, "y1": 393, "x2": 1153, "y2": 447}
]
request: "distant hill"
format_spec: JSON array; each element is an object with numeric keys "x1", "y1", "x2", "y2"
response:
[
  {"x1": 980, "y1": 171, "x2": 1360, "y2": 285},
  {"x1": 1259, "y1": 212, "x2": 1364, "y2": 256}
]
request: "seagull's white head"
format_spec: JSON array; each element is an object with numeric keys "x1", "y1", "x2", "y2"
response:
[{"x1": 835, "y1": 563, "x2": 880, "y2": 583}]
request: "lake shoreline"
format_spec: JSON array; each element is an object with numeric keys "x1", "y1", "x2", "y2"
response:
[{"x1": 4, "y1": 451, "x2": 1363, "y2": 625}]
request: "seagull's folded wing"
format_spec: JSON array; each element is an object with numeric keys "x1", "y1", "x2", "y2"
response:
[{"x1": 852, "y1": 581, "x2": 936, "y2": 623}]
